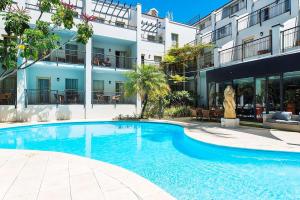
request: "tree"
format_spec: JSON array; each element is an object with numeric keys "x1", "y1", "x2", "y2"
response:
[
  {"x1": 0, "y1": 0, "x2": 94, "y2": 81},
  {"x1": 124, "y1": 65, "x2": 169, "y2": 119},
  {"x1": 161, "y1": 43, "x2": 212, "y2": 85}
]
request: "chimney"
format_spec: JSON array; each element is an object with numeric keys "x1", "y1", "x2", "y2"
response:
[{"x1": 148, "y1": 8, "x2": 158, "y2": 17}]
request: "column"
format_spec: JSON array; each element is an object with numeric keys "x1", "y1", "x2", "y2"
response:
[
  {"x1": 164, "y1": 17, "x2": 171, "y2": 53},
  {"x1": 214, "y1": 48, "x2": 220, "y2": 68},
  {"x1": 16, "y1": 61, "x2": 27, "y2": 121},
  {"x1": 135, "y1": 4, "x2": 142, "y2": 113},
  {"x1": 84, "y1": 0, "x2": 93, "y2": 118},
  {"x1": 271, "y1": 24, "x2": 283, "y2": 55}
]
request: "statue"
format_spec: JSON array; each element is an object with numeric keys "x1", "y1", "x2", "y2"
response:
[{"x1": 223, "y1": 85, "x2": 236, "y2": 119}]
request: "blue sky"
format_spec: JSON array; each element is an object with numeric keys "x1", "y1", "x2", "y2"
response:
[{"x1": 128, "y1": 0, "x2": 230, "y2": 23}]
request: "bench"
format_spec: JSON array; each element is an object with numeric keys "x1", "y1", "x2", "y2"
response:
[{"x1": 263, "y1": 112, "x2": 300, "y2": 132}]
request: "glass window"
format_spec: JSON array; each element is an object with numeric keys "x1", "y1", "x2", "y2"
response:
[
  {"x1": 208, "y1": 82, "x2": 216, "y2": 108},
  {"x1": 268, "y1": 75, "x2": 281, "y2": 112},
  {"x1": 283, "y1": 71, "x2": 300, "y2": 114},
  {"x1": 171, "y1": 33, "x2": 179, "y2": 47},
  {"x1": 116, "y1": 82, "x2": 124, "y2": 94},
  {"x1": 255, "y1": 77, "x2": 266, "y2": 121},
  {"x1": 93, "y1": 80, "x2": 104, "y2": 92},
  {"x1": 233, "y1": 78, "x2": 255, "y2": 119},
  {"x1": 216, "y1": 81, "x2": 232, "y2": 108},
  {"x1": 65, "y1": 79, "x2": 78, "y2": 91}
]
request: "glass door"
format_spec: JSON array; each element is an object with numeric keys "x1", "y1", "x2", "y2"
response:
[
  {"x1": 267, "y1": 75, "x2": 281, "y2": 112},
  {"x1": 115, "y1": 51, "x2": 126, "y2": 68},
  {"x1": 255, "y1": 77, "x2": 266, "y2": 121},
  {"x1": 38, "y1": 78, "x2": 50, "y2": 104}
]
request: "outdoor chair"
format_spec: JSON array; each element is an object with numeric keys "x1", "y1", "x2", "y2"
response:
[
  {"x1": 196, "y1": 108, "x2": 203, "y2": 120},
  {"x1": 202, "y1": 109, "x2": 211, "y2": 121}
]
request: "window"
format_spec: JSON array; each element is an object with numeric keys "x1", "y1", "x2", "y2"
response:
[
  {"x1": 93, "y1": 47, "x2": 104, "y2": 64},
  {"x1": 171, "y1": 33, "x2": 179, "y2": 47},
  {"x1": 147, "y1": 35, "x2": 156, "y2": 42},
  {"x1": 115, "y1": 21, "x2": 125, "y2": 28},
  {"x1": 65, "y1": 79, "x2": 78, "y2": 91},
  {"x1": 65, "y1": 44, "x2": 78, "y2": 63},
  {"x1": 262, "y1": 7, "x2": 269, "y2": 21},
  {"x1": 154, "y1": 56, "x2": 162, "y2": 63},
  {"x1": 93, "y1": 80, "x2": 104, "y2": 92},
  {"x1": 115, "y1": 82, "x2": 124, "y2": 95}
]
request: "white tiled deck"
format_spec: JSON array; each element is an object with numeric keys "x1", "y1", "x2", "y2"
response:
[{"x1": 0, "y1": 149, "x2": 174, "y2": 200}]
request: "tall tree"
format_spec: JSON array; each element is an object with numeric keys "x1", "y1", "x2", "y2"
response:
[
  {"x1": 0, "y1": 0, "x2": 94, "y2": 81},
  {"x1": 124, "y1": 65, "x2": 169, "y2": 119}
]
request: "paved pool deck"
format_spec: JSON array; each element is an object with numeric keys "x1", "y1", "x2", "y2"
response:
[
  {"x1": 161, "y1": 118, "x2": 300, "y2": 153},
  {"x1": 0, "y1": 119, "x2": 300, "y2": 200}
]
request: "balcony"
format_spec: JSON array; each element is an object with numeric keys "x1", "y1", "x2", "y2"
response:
[
  {"x1": 92, "y1": 91, "x2": 136, "y2": 105},
  {"x1": 25, "y1": 89, "x2": 85, "y2": 105},
  {"x1": 282, "y1": 25, "x2": 300, "y2": 52},
  {"x1": 0, "y1": 89, "x2": 16, "y2": 106},
  {"x1": 199, "y1": 23, "x2": 232, "y2": 44},
  {"x1": 141, "y1": 34, "x2": 164, "y2": 44},
  {"x1": 92, "y1": 53, "x2": 136, "y2": 70},
  {"x1": 199, "y1": 52, "x2": 214, "y2": 69},
  {"x1": 41, "y1": 48, "x2": 85, "y2": 65},
  {"x1": 237, "y1": 0, "x2": 290, "y2": 32},
  {"x1": 219, "y1": 35, "x2": 272, "y2": 66},
  {"x1": 215, "y1": 0, "x2": 246, "y2": 22}
]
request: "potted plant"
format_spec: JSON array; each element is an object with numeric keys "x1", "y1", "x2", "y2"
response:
[{"x1": 285, "y1": 90, "x2": 296, "y2": 114}]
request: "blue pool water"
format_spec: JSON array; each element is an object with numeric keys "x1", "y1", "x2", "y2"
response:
[{"x1": 0, "y1": 122, "x2": 300, "y2": 200}]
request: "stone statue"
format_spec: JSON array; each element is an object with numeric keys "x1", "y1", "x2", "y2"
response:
[{"x1": 223, "y1": 85, "x2": 236, "y2": 119}]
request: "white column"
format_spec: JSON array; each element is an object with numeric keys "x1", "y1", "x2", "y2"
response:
[
  {"x1": 290, "y1": 0, "x2": 299, "y2": 17},
  {"x1": 136, "y1": 4, "x2": 142, "y2": 113},
  {"x1": 214, "y1": 48, "x2": 220, "y2": 68},
  {"x1": 271, "y1": 24, "x2": 283, "y2": 55},
  {"x1": 84, "y1": 0, "x2": 93, "y2": 117},
  {"x1": 164, "y1": 17, "x2": 171, "y2": 53},
  {"x1": 136, "y1": 4, "x2": 142, "y2": 66},
  {"x1": 16, "y1": 66, "x2": 26, "y2": 122},
  {"x1": 231, "y1": 15, "x2": 238, "y2": 44}
]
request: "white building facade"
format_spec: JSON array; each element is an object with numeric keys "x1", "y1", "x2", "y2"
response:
[
  {"x1": 193, "y1": 0, "x2": 300, "y2": 121},
  {"x1": 0, "y1": 0, "x2": 196, "y2": 122}
]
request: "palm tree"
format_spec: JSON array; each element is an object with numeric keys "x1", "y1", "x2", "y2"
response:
[{"x1": 125, "y1": 65, "x2": 169, "y2": 119}]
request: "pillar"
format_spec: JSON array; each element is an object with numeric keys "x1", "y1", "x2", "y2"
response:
[
  {"x1": 84, "y1": 0, "x2": 93, "y2": 117},
  {"x1": 271, "y1": 24, "x2": 283, "y2": 55}
]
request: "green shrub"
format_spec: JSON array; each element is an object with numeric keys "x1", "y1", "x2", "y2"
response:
[
  {"x1": 168, "y1": 91, "x2": 194, "y2": 106},
  {"x1": 164, "y1": 106, "x2": 192, "y2": 118}
]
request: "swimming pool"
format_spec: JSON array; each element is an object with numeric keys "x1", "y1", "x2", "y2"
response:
[{"x1": 0, "y1": 122, "x2": 300, "y2": 200}]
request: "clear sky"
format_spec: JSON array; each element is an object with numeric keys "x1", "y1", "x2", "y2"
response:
[{"x1": 127, "y1": 0, "x2": 230, "y2": 23}]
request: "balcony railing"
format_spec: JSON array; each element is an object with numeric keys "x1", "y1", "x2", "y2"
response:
[
  {"x1": 219, "y1": 35, "x2": 272, "y2": 65},
  {"x1": 199, "y1": 52, "x2": 214, "y2": 69},
  {"x1": 25, "y1": 89, "x2": 85, "y2": 105},
  {"x1": 93, "y1": 17, "x2": 137, "y2": 30},
  {"x1": 41, "y1": 48, "x2": 85, "y2": 65},
  {"x1": 142, "y1": 59, "x2": 161, "y2": 66},
  {"x1": 199, "y1": 23, "x2": 232, "y2": 44},
  {"x1": 92, "y1": 91, "x2": 136, "y2": 104},
  {"x1": 92, "y1": 53, "x2": 136, "y2": 70},
  {"x1": 215, "y1": 0, "x2": 246, "y2": 22},
  {"x1": 282, "y1": 26, "x2": 300, "y2": 52},
  {"x1": 141, "y1": 34, "x2": 164, "y2": 44},
  {"x1": 0, "y1": 89, "x2": 16, "y2": 106},
  {"x1": 237, "y1": 0, "x2": 290, "y2": 32}
]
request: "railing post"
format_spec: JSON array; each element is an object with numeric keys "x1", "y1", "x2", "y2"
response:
[
  {"x1": 56, "y1": 90, "x2": 58, "y2": 107},
  {"x1": 241, "y1": 43, "x2": 244, "y2": 61}
]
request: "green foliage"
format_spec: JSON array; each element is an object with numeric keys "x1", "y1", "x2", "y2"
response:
[
  {"x1": 76, "y1": 23, "x2": 93, "y2": 44},
  {"x1": 168, "y1": 91, "x2": 194, "y2": 106},
  {"x1": 39, "y1": 0, "x2": 60, "y2": 13},
  {"x1": 51, "y1": 4, "x2": 76, "y2": 29},
  {"x1": 0, "y1": 1, "x2": 93, "y2": 76},
  {"x1": 125, "y1": 65, "x2": 170, "y2": 118},
  {"x1": 169, "y1": 74, "x2": 186, "y2": 83},
  {"x1": 0, "y1": 36, "x2": 18, "y2": 69},
  {"x1": 0, "y1": 0, "x2": 12, "y2": 11},
  {"x1": 3, "y1": 9, "x2": 30, "y2": 36},
  {"x1": 164, "y1": 106, "x2": 192, "y2": 118}
]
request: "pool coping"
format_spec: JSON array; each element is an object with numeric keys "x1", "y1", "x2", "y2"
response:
[{"x1": 0, "y1": 120, "x2": 177, "y2": 200}]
